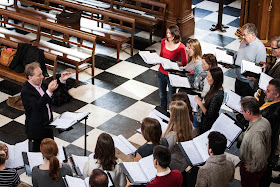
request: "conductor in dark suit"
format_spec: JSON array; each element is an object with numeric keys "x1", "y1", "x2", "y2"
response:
[{"x1": 21, "y1": 62, "x2": 72, "y2": 152}]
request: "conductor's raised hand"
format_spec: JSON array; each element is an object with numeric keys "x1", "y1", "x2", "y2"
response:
[
  {"x1": 47, "y1": 80, "x2": 58, "y2": 94},
  {"x1": 61, "y1": 71, "x2": 72, "y2": 81}
]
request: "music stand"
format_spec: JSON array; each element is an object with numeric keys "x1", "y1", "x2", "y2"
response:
[{"x1": 210, "y1": 0, "x2": 229, "y2": 32}]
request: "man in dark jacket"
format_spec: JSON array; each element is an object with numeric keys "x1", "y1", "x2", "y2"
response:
[{"x1": 21, "y1": 62, "x2": 71, "y2": 152}]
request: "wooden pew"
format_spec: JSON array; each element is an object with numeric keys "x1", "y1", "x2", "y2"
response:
[
  {"x1": 107, "y1": 0, "x2": 167, "y2": 44},
  {"x1": 0, "y1": 8, "x2": 96, "y2": 84},
  {"x1": 12, "y1": 0, "x2": 136, "y2": 62},
  {"x1": 0, "y1": 37, "x2": 58, "y2": 83}
]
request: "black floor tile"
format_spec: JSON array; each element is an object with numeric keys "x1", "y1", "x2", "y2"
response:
[
  {"x1": 6, "y1": 28, "x2": 30, "y2": 35},
  {"x1": 89, "y1": 72, "x2": 129, "y2": 90},
  {"x1": 92, "y1": 92, "x2": 137, "y2": 113},
  {"x1": 0, "y1": 101, "x2": 25, "y2": 119},
  {"x1": 125, "y1": 53, "x2": 154, "y2": 68},
  {"x1": 227, "y1": 18, "x2": 240, "y2": 28},
  {"x1": 133, "y1": 36, "x2": 154, "y2": 51},
  {"x1": 94, "y1": 54, "x2": 118, "y2": 70},
  {"x1": 54, "y1": 123, "x2": 93, "y2": 143},
  {"x1": 97, "y1": 114, "x2": 140, "y2": 138},
  {"x1": 208, "y1": 0, "x2": 236, "y2": 5},
  {"x1": 133, "y1": 69, "x2": 158, "y2": 87},
  {"x1": 194, "y1": 8, "x2": 213, "y2": 18},
  {"x1": 51, "y1": 98, "x2": 88, "y2": 114},
  {"x1": 0, "y1": 80, "x2": 22, "y2": 96},
  {"x1": 141, "y1": 89, "x2": 161, "y2": 106},
  {"x1": 0, "y1": 121, "x2": 27, "y2": 144},
  {"x1": 195, "y1": 19, "x2": 216, "y2": 31},
  {"x1": 201, "y1": 33, "x2": 236, "y2": 47},
  {"x1": 192, "y1": 0, "x2": 204, "y2": 5},
  {"x1": 65, "y1": 144, "x2": 92, "y2": 156},
  {"x1": 223, "y1": 6, "x2": 241, "y2": 17},
  {"x1": 41, "y1": 27, "x2": 63, "y2": 36}
]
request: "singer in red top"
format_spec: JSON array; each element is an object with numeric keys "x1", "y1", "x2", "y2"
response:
[{"x1": 158, "y1": 25, "x2": 188, "y2": 110}]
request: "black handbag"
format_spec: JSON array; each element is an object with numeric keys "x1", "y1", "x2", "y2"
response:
[{"x1": 56, "y1": 10, "x2": 82, "y2": 25}]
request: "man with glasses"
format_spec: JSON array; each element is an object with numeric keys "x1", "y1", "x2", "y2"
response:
[{"x1": 234, "y1": 23, "x2": 266, "y2": 97}]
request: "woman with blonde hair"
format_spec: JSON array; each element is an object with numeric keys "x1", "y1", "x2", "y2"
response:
[
  {"x1": 32, "y1": 138, "x2": 72, "y2": 187},
  {"x1": 83, "y1": 133, "x2": 126, "y2": 187},
  {"x1": 0, "y1": 143, "x2": 20, "y2": 187},
  {"x1": 185, "y1": 39, "x2": 203, "y2": 84},
  {"x1": 163, "y1": 100, "x2": 193, "y2": 172}
]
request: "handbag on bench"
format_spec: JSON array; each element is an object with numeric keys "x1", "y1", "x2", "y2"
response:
[{"x1": 0, "y1": 47, "x2": 17, "y2": 66}]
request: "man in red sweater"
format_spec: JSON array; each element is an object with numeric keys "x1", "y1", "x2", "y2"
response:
[{"x1": 147, "y1": 145, "x2": 183, "y2": 187}]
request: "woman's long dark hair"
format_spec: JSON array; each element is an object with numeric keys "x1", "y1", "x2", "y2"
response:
[
  {"x1": 204, "y1": 67, "x2": 223, "y2": 108},
  {"x1": 94, "y1": 133, "x2": 117, "y2": 171}
]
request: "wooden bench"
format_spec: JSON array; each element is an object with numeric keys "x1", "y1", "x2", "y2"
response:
[
  {"x1": 0, "y1": 8, "x2": 96, "y2": 84},
  {"x1": 106, "y1": 0, "x2": 167, "y2": 44},
  {"x1": 12, "y1": 0, "x2": 136, "y2": 62},
  {"x1": 0, "y1": 37, "x2": 58, "y2": 83}
]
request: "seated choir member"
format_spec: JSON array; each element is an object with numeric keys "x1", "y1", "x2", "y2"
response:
[
  {"x1": 83, "y1": 133, "x2": 126, "y2": 187},
  {"x1": 195, "y1": 131, "x2": 234, "y2": 187},
  {"x1": 0, "y1": 143, "x2": 21, "y2": 187},
  {"x1": 32, "y1": 138, "x2": 73, "y2": 187},
  {"x1": 134, "y1": 117, "x2": 169, "y2": 161},
  {"x1": 89, "y1": 169, "x2": 109, "y2": 187},
  {"x1": 194, "y1": 67, "x2": 224, "y2": 134},
  {"x1": 163, "y1": 101, "x2": 193, "y2": 172},
  {"x1": 146, "y1": 145, "x2": 183, "y2": 187}
]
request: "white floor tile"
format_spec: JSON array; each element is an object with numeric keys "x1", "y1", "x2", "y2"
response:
[
  {"x1": 120, "y1": 101, "x2": 155, "y2": 121},
  {"x1": 69, "y1": 84, "x2": 109, "y2": 103},
  {"x1": 224, "y1": 39, "x2": 241, "y2": 51},
  {"x1": 196, "y1": 1, "x2": 219, "y2": 12},
  {"x1": 14, "y1": 114, "x2": 26, "y2": 125},
  {"x1": 76, "y1": 104, "x2": 117, "y2": 128},
  {"x1": 112, "y1": 80, "x2": 157, "y2": 100},
  {"x1": 204, "y1": 12, "x2": 237, "y2": 25},
  {"x1": 105, "y1": 61, "x2": 149, "y2": 79},
  {"x1": 0, "y1": 114, "x2": 12, "y2": 127},
  {"x1": 128, "y1": 133, "x2": 146, "y2": 146},
  {"x1": 228, "y1": 0, "x2": 241, "y2": 9},
  {"x1": 0, "y1": 92, "x2": 10, "y2": 103}
]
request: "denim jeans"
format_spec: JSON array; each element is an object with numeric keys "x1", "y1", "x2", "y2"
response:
[{"x1": 158, "y1": 71, "x2": 176, "y2": 107}]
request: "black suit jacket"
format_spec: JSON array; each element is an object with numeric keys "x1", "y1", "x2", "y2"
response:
[{"x1": 21, "y1": 80, "x2": 59, "y2": 139}]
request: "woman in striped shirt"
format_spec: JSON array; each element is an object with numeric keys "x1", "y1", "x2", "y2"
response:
[{"x1": 0, "y1": 142, "x2": 21, "y2": 187}]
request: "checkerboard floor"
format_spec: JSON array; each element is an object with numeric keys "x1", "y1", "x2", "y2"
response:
[{"x1": 0, "y1": 0, "x2": 279, "y2": 186}]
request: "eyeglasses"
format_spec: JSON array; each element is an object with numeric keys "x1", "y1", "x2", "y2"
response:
[{"x1": 271, "y1": 46, "x2": 279, "y2": 50}]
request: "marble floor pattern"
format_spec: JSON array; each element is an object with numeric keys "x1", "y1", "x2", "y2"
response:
[{"x1": 0, "y1": 0, "x2": 279, "y2": 186}]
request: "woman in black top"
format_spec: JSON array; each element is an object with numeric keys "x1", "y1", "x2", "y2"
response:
[
  {"x1": 194, "y1": 67, "x2": 224, "y2": 134},
  {"x1": 0, "y1": 143, "x2": 21, "y2": 187},
  {"x1": 134, "y1": 117, "x2": 169, "y2": 161}
]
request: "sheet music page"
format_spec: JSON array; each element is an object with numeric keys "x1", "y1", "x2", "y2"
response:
[
  {"x1": 259, "y1": 72, "x2": 273, "y2": 90},
  {"x1": 187, "y1": 94, "x2": 198, "y2": 112},
  {"x1": 50, "y1": 119, "x2": 75, "y2": 127},
  {"x1": 138, "y1": 51, "x2": 161, "y2": 65},
  {"x1": 168, "y1": 74, "x2": 191, "y2": 88},
  {"x1": 139, "y1": 51, "x2": 150, "y2": 63},
  {"x1": 118, "y1": 135, "x2": 137, "y2": 154},
  {"x1": 27, "y1": 152, "x2": 44, "y2": 171},
  {"x1": 14, "y1": 140, "x2": 28, "y2": 168},
  {"x1": 215, "y1": 48, "x2": 234, "y2": 65},
  {"x1": 113, "y1": 136, "x2": 136, "y2": 155},
  {"x1": 57, "y1": 146, "x2": 66, "y2": 163},
  {"x1": 60, "y1": 112, "x2": 89, "y2": 121},
  {"x1": 6, "y1": 144, "x2": 15, "y2": 168},
  {"x1": 72, "y1": 155, "x2": 89, "y2": 174},
  {"x1": 193, "y1": 131, "x2": 210, "y2": 162},
  {"x1": 211, "y1": 113, "x2": 242, "y2": 143},
  {"x1": 122, "y1": 162, "x2": 148, "y2": 183},
  {"x1": 225, "y1": 90, "x2": 242, "y2": 113},
  {"x1": 151, "y1": 109, "x2": 170, "y2": 121},
  {"x1": 241, "y1": 60, "x2": 262, "y2": 74},
  {"x1": 139, "y1": 155, "x2": 157, "y2": 182},
  {"x1": 65, "y1": 175, "x2": 86, "y2": 187},
  {"x1": 179, "y1": 141, "x2": 204, "y2": 166},
  {"x1": 161, "y1": 59, "x2": 180, "y2": 71}
]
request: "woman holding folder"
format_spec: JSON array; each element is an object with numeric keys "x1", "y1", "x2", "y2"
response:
[
  {"x1": 194, "y1": 67, "x2": 224, "y2": 134},
  {"x1": 31, "y1": 138, "x2": 72, "y2": 187},
  {"x1": 158, "y1": 25, "x2": 188, "y2": 110}
]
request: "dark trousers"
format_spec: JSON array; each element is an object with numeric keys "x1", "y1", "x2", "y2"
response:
[
  {"x1": 240, "y1": 162, "x2": 267, "y2": 187},
  {"x1": 235, "y1": 79, "x2": 254, "y2": 97},
  {"x1": 28, "y1": 139, "x2": 44, "y2": 152},
  {"x1": 158, "y1": 71, "x2": 176, "y2": 108}
]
